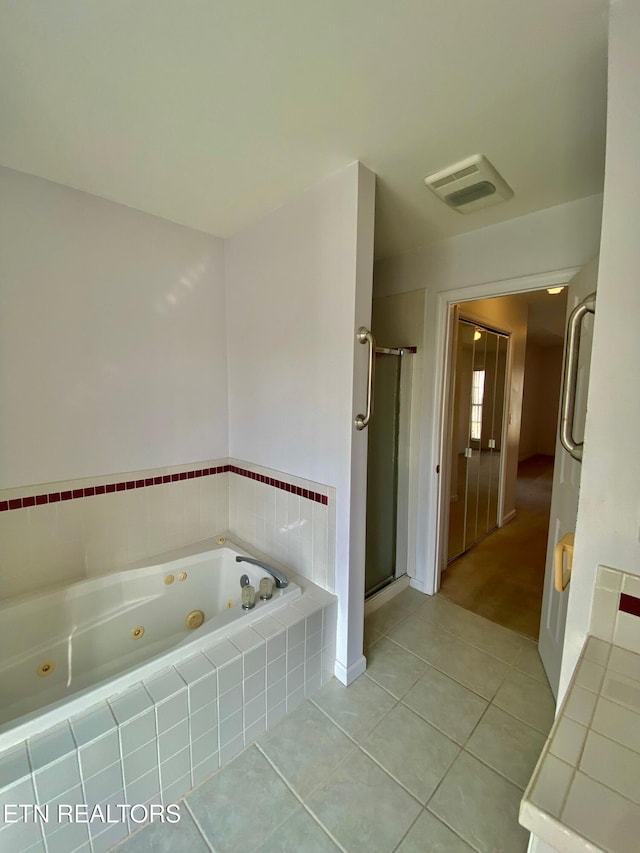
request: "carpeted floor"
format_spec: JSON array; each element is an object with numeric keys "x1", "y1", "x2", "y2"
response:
[{"x1": 439, "y1": 455, "x2": 554, "y2": 640}]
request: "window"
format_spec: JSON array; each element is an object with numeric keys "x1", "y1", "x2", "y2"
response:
[{"x1": 470, "y1": 369, "x2": 485, "y2": 441}]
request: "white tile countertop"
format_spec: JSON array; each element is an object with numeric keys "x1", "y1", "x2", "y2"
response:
[{"x1": 520, "y1": 637, "x2": 640, "y2": 853}]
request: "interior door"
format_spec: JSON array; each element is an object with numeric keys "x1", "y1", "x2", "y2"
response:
[{"x1": 538, "y1": 259, "x2": 599, "y2": 698}]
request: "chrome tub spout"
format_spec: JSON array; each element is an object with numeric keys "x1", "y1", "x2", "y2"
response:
[{"x1": 235, "y1": 556, "x2": 289, "y2": 588}]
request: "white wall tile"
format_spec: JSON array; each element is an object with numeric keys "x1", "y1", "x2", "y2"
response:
[
  {"x1": 122, "y1": 741, "x2": 158, "y2": 786},
  {"x1": 589, "y1": 587, "x2": 619, "y2": 642},
  {"x1": 189, "y1": 706, "x2": 218, "y2": 742},
  {"x1": 28, "y1": 723, "x2": 75, "y2": 771},
  {"x1": 622, "y1": 574, "x2": 640, "y2": 598},
  {"x1": 596, "y1": 565, "x2": 623, "y2": 591},
  {"x1": 156, "y1": 693, "x2": 188, "y2": 733},
  {"x1": 33, "y1": 754, "x2": 81, "y2": 801},
  {"x1": 119, "y1": 711, "x2": 157, "y2": 755},
  {"x1": 219, "y1": 684, "x2": 243, "y2": 722},
  {"x1": 1, "y1": 461, "x2": 230, "y2": 600},
  {"x1": 159, "y1": 720, "x2": 189, "y2": 763},
  {"x1": 613, "y1": 610, "x2": 640, "y2": 653},
  {"x1": 219, "y1": 733, "x2": 243, "y2": 765},
  {"x1": 192, "y1": 753, "x2": 219, "y2": 786},
  {"x1": 189, "y1": 674, "x2": 218, "y2": 711}
]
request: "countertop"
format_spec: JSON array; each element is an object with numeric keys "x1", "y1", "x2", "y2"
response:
[{"x1": 520, "y1": 636, "x2": 640, "y2": 852}]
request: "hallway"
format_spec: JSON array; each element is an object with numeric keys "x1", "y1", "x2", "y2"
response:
[
  {"x1": 440, "y1": 455, "x2": 554, "y2": 639},
  {"x1": 116, "y1": 591, "x2": 554, "y2": 852}
]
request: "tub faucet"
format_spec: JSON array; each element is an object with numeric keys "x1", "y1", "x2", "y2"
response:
[{"x1": 235, "y1": 556, "x2": 289, "y2": 588}]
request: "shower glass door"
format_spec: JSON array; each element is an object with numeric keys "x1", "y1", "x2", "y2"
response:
[
  {"x1": 365, "y1": 351, "x2": 402, "y2": 597},
  {"x1": 447, "y1": 320, "x2": 508, "y2": 563}
]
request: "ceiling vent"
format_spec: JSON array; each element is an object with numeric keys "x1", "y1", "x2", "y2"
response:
[{"x1": 424, "y1": 154, "x2": 513, "y2": 214}]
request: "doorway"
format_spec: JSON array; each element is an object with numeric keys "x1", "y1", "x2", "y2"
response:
[{"x1": 439, "y1": 288, "x2": 568, "y2": 639}]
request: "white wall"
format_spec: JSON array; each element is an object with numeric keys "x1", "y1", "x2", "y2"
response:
[
  {"x1": 520, "y1": 343, "x2": 564, "y2": 460},
  {"x1": 559, "y1": 0, "x2": 640, "y2": 697},
  {"x1": 0, "y1": 167, "x2": 228, "y2": 489},
  {"x1": 374, "y1": 193, "x2": 602, "y2": 592},
  {"x1": 226, "y1": 162, "x2": 376, "y2": 683}
]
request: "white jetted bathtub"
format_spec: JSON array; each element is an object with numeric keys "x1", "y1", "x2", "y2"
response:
[{"x1": 0, "y1": 540, "x2": 300, "y2": 740}]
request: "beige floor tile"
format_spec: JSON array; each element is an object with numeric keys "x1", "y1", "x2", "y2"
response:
[
  {"x1": 116, "y1": 809, "x2": 209, "y2": 853},
  {"x1": 493, "y1": 669, "x2": 556, "y2": 734},
  {"x1": 257, "y1": 700, "x2": 355, "y2": 798},
  {"x1": 415, "y1": 594, "x2": 463, "y2": 631},
  {"x1": 424, "y1": 635, "x2": 509, "y2": 699},
  {"x1": 365, "y1": 638, "x2": 429, "y2": 699},
  {"x1": 310, "y1": 674, "x2": 396, "y2": 742},
  {"x1": 185, "y1": 746, "x2": 298, "y2": 853},
  {"x1": 256, "y1": 807, "x2": 340, "y2": 853},
  {"x1": 441, "y1": 607, "x2": 529, "y2": 664},
  {"x1": 465, "y1": 705, "x2": 546, "y2": 789},
  {"x1": 386, "y1": 614, "x2": 455, "y2": 663},
  {"x1": 512, "y1": 641, "x2": 550, "y2": 684},
  {"x1": 396, "y1": 810, "x2": 474, "y2": 852},
  {"x1": 361, "y1": 704, "x2": 459, "y2": 803},
  {"x1": 403, "y1": 668, "x2": 487, "y2": 745},
  {"x1": 390, "y1": 586, "x2": 427, "y2": 612},
  {"x1": 306, "y1": 749, "x2": 421, "y2": 853},
  {"x1": 364, "y1": 620, "x2": 383, "y2": 651},
  {"x1": 428, "y1": 752, "x2": 530, "y2": 852},
  {"x1": 365, "y1": 598, "x2": 414, "y2": 635}
]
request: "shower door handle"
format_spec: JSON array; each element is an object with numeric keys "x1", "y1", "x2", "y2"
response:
[
  {"x1": 355, "y1": 326, "x2": 375, "y2": 430},
  {"x1": 560, "y1": 292, "x2": 596, "y2": 462}
]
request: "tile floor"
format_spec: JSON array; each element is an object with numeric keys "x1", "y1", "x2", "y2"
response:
[{"x1": 115, "y1": 589, "x2": 555, "y2": 852}]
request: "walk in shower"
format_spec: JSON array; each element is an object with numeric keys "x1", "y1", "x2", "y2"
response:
[{"x1": 364, "y1": 345, "x2": 413, "y2": 597}]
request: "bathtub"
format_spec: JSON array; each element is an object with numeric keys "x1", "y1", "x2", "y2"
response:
[{"x1": 0, "y1": 539, "x2": 300, "y2": 747}]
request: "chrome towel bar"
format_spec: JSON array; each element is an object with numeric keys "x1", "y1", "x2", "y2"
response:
[
  {"x1": 560, "y1": 291, "x2": 596, "y2": 461},
  {"x1": 355, "y1": 326, "x2": 375, "y2": 430}
]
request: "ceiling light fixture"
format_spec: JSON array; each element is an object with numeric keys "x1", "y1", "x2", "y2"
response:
[
  {"x1": 474, "y1": 330, "x2": 482, "y2": 341},
  {"x1": 547, "y1": 287, "x2": 565, "y2": 295}
]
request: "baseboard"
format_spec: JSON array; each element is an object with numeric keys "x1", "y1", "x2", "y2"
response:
[
  {"x1": 364, "y1": 575, "x2": 410, "y2": 616},
  {"x1": 501, "y1": 509, "x2": 517, "y2": 526},
  {"x1": 409, "y1": 576, "x2": 431, "y2": 594},
  {"x1": 334, "y1": 655, "x2": 367, "y2": 686}
]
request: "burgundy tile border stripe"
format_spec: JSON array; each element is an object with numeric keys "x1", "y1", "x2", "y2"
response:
[
  {"x1": 227, "y1": 464, "x2": 328, "y2": 506},
  {"x1": 619, "y1": 593, "x2": 640, "y2": 618},
  {"x1": 0, "y1": 465, "x2": 328, "y2": 512}
]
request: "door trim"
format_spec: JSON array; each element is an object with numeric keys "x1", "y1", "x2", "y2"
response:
[{"x1": 420, "y1": 267, "x2": 580, "y2": 595}]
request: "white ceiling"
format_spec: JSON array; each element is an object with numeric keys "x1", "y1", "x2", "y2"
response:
[{"x1": 0, "y1": 0, "x2": 609, "y2": 260}]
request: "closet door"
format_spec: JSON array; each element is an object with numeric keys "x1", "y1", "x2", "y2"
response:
[
  {"x1": 447, "y1": 320, "x2": 509, "y2": 562},
  {"x1": 487, "y1": 335, "x2": 508, "y2": 531}
]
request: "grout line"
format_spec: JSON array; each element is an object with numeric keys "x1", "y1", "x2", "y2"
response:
[
  {"x1": 390, "y1": 809, "x2": 424, "y2": 853},
  {"x1": 424, "y1": 804, "x2": 483, "y2": 853},
  {"x1": 181, "y1": 798, "x2": 216, "y2": 852},
  {"x1": 255, "y1": 742, "x2": 350, "y2": 853}
]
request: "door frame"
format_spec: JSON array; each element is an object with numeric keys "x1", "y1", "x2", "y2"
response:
[{"x1": 420, "y1": 267, "x2": 580, "y2": 595}]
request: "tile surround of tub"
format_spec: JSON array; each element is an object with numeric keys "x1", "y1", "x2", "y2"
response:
[
  {"x1": 0, "y1": 460, "x2": 230, "y2": 601},
  {"x1": 0, "y1": 457, "x2": 336, "y2": 601},
  {"x1": 590, "y1": 565, "x2": 640, "y2": 653},
  {"x1": 0, "y1": 591, "x2": 336, "y2": 853},
  {"x1": 227, "y1": 458, "x2": 336, "y2": 592}
]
